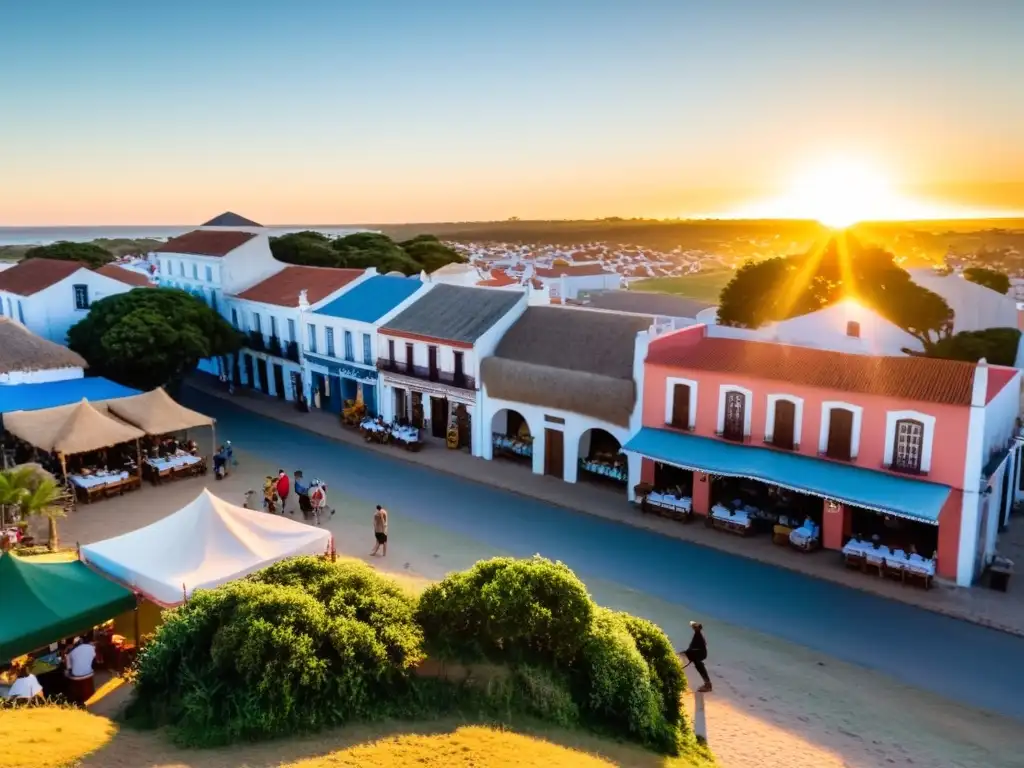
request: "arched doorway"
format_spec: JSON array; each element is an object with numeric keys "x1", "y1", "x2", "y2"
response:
[
  {"x1": 578, "y1": 428, "x2": 627, "y2": 484},
  {"x1": 491, "y1": 408, "x2": 533, "y2": 463}
]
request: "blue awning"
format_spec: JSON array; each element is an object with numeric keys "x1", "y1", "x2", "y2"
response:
[
  {"x1": 0, "y1": 378, "x2": 141, "y2": 415},
  {"x1": 303, "y1": 354, "x2": 378, "y2": 384},
  {"x1": 624, "y1": 427, "x2": 951, "y2": 524}
]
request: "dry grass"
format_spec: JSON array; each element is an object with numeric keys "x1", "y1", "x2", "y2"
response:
[
  {"x1": 0, "y1": 706, "x2": 116, "y2": 768},
  {"x1": 630, "y1": 272, "x2": 733, "y2": 303}
]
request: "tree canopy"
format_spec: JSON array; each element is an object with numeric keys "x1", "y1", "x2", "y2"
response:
[
  {"x1": 269, "y1": 231, "x2": 465, "y2": 276},
  {"x1": 927, "y1": 327, "x2": 1021, "y2": 366},
  {"x1": 717, "y1": 234, "x2": 955, "y2": 350},
  {"x1": 24, "y1": 241, "x2": 115, "y2": 269},
  {"x1": 67, "y1": 288, "x2": 241, "y2": 390},
  {"x1": 963, "y1": 266, "x2": 1010, "y2": 295}
]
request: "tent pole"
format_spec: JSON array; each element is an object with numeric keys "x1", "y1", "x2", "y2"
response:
[
  {"x1": 59, "y1": 452, "x2": 68, "y2": 483},
  {"x1": 133, "y1": 593, "x2": 141, "y2": 647}
]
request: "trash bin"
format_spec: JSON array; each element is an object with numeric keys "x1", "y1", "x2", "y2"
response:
[{"x1": 989, "y1": 559, "x2": 1013, "y2": 592}]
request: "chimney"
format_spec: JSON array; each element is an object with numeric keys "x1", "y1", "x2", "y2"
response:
[
  {"x1": 971, "y1": 357, "x2": 989, "y2": 407},
  {"x1": 298, "y1": 289, "x2": 310, "y2": 311}
]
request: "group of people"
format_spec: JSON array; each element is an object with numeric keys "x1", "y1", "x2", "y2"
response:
[
  {"x1": 3, "y1": 633, "x2": 98, "y2": 704},
  {"x1": 261, "y1": 470, "x2": 331, "y2": 525}
]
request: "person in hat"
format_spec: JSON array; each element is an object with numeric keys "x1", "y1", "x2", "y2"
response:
[{"x1": 681, "y1": 620, "x2": 712, "y2": 693}]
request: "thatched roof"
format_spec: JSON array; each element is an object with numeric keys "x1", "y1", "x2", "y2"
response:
[
  {"x1": 481, "y1": 306, "x2": 652, "y2": 427},
  {"x1": 0, "y1": 318, "x2": 87, "y2": 375},
  {"x1": 107, "y1": 388, "x2": 214, "y2": 434},
  {"x1": 4, "y1": 399, "x2": 145, "y2": 456}
]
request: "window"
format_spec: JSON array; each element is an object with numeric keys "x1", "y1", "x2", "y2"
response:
[
  {"x1": 6, "y1": 298, "x2": 12, "y2": 317},
  {"x1": 344, "y1": 330, "x2": 354, "y2": 361},
  {"x1": 205, "y1": 265, "x2": 213, "y2": 282},
  {"x1": 670, "y1": 383, "x2": 691, "y2": 430},
  {"x1": 179, "y1": 261, "x2": 185, "y2": 276},
  {"x1": 270, "y1": 316, "x2": 278, "y2": 339},
  {"x1": 825, "y1": 409, "x2": 854, "y2": 461},
  {"x1": 453, "y1": 351, "x2": 465, "y2": 383},
  {"x1": 846, "y1": 321, "x2": 861, "y2": 338},
  {"x1": 162, "y1": 260, "x2": 168, "y2": 275},
  {"x1": 771, "y1": 400, "x2": 796, "y2": 450},
  {"x1": 210, "y1": 291, "x2": 218, "y2": 312},
  {"x1": 192, "y1": 263, "x2": 199, "y2": 279},
  {"x1": 892, "y1": 419, "x2": 924, "y2": 474},
  {"x1": 287, "y1": 318, "x2": 296, "y2": 342},
  {"x1": 307, "y1": 323, "x2": 317, "y2": 353},
  {"x1": 388, "y1": 339, "x2": 396, "y2": 364},
  {"x1": 231, "y1": 308, "x2": 238, "y2": 328},
  {"x1": 362, "y1": 334, "x2": 372, "y2": 364},
  {"x1": 405, "y1": 343, "x2": 414, "y2": 373},
  {"x1": 326, "y1": 327, "x2": 336, "y2": 357},
  {"x1": 252, "y1": 313, "x2": 262, "y2": 334},
  {"x1": 73, "y1": 284, "x2": 89, "y2": 310},
  {"x1": 17, "y1": 301, "x2": 24, "y2": 324},
  {"x1": 428, "y1": 346, "x2": 439, "y2": 381},
  {"x1": 722, "y1": 391, "x2": 745, "y2": 441}
]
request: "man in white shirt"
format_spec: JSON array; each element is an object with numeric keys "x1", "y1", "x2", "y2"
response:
[
  {"x1": 66, "y1": 637, "x2": 96, "y2": 678},
  {"x1": 6, "y1": 667, "x2": 43, "y2": 700}
]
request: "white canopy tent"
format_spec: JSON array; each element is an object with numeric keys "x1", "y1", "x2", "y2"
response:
[{"x1": 80, "y1": 489, "x2": 332, "y2": 606}]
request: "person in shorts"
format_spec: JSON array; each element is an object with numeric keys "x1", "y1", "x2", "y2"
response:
[{"x1": 370, "y1": 504, "x2": 388, "y2": 557}]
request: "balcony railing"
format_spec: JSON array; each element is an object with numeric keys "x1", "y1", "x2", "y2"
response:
[
  {"x1": 881, "y1": 461, "x2": 928, "y2": 477},
  {"x1": 266, "y1": 335, "x2": 284, "y2": 358},
  {"x1": 246, "y1": 330, "x2": 266, "y2": 352},
  {"x1": 285, "y1": 340, "x2": 300, "y2": 363},
  {"x1": 376, "y1": 358, "x2": 475, "y2": 390}
]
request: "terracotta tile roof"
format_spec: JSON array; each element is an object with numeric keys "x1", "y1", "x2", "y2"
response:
[
  {"x1": 478, "y1": 270, "x2": 518, "y2": 288},
  {"x1": 233, "y1": 266, "x2": 364, "y2": 307},
  {"x1": 535, "y1": 264, "x2": 610, "y2": 278},
  {"x1": 647, "y1": 336, "x2": 978, "y2": 406},
  {"x1": 95, "y1": 264, "x2": 153, "y2": 287},
  {"x1": 154, "y1": 229, "x2": 256, "y2": 257},
  {"x1": 0, "y1": 259, "x2": 84, "y2": 296}
]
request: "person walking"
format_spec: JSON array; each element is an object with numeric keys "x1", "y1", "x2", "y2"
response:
[
  {"x1": 309, "y1": 480, "x2": 327, "y2": 526},
  {"x1": 263, "y1": 475, "x2": 278, "y2": 514},
  {"x1": 276, "y1": 470, "x2": 291, "y2": 514},
  {"x1": 681, "y1": 620, "x2": 712, "y2": 693},
  {"x1": 295, "y1": 471, "x2": 311, "y2": 520},
  {"x1": 370, "y1": 504, "x2": 388, "y2": 557}
]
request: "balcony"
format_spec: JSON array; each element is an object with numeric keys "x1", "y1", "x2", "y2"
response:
[
  {"x1": 376, "y1": 358, "x2": 475, "y2": 391},
  {"x1": 285, "y1": 340, "x2": 300, "y2": 363},
  {"x1": 266, "y1": 335, "x2": 284, "y2": 358},
  {"x1": 246, "y1": 330, "x2": 266, "y2": 352}
]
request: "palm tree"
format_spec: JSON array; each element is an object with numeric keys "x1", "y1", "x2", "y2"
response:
[
  {"x1": 18, "y1": 479, "x2": 65, "y2": 550},
  {"x1": 0, "y1": 466, "x2": 35, "y2": 530}
]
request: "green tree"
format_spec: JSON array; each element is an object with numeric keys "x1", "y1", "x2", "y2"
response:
[
  {"x1": 270, "y1": 231, "x2": 465, "y2": 275},
  {"x1": 22, "y1": 479, "x2": 65, "y2": 550},
  {"x1": 24, "y1": 241, "x2": 114, "y2": 268},
  {"x1": 0, "y1": 468, "x2": 64, "y2": 549},
  {"x1": 927, "y1": 327, "x2": 1021, "y2": 366},
  {"x1": 0, "y1": 467, "x2": 35, "y2": 530},
  {"x1": 269, "y1": 231, "x2": 338, "y2": 267},
  {"x1": 963, "y1": 266, "x2": 1010, "y2": 295},
  {"x1": 67, "y1": 288, "x2": 242, "y2": 390}
]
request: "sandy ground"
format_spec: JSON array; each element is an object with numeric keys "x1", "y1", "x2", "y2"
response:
[{"x1": 49, "y1": 451, "x2": 1024, "y2": 768}]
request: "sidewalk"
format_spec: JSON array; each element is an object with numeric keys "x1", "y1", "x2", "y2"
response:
[{"x1": 188, "y1": 376, "x2": 1024, "y2": 637}]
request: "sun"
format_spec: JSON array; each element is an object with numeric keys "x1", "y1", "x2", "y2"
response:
[{"x1": 789, "y1": 158, "x2": 892, "y2": 228}]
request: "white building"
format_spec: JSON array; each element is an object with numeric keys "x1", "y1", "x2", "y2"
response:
[
  {"x1": 533, "y1": 264, "x2": 622, "y2": 301},
  {"x1": 426, "y1": 262, "x2": 483, "y2": 288},
  {"x1": 909, "y1": 269, "x2": 1019, "y2": 334},
  {"x1": 226, "y1": 266, "x2": 373, "y2": 402},
  {"x1": 757, "y1": 299, "x2": 923, "y2": 355},
  {"x1": 377, "y1": 284, "x2": 527, "y2": 456},
  {"x1": 0, "y1": 317, "x2": 86, "y2": 385},
  {"x1": 0, "y1": 259, "x2": 150, "y2": 344},
  {"x1": 304, "y1": 274, "x2": 428, "y2": 416},
  {"x1": 479, "y1": 306, "x2": 655, "y2": 499}
]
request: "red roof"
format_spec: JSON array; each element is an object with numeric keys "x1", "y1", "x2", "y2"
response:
[
  {"x1": 647, "y1": 336, "x2": 979, "y2": 406},
  {"x1": 154, "y1": 229, "x2": 256, "y2": 257},
  {"x1": 233, "y1": 266, "x2": 364, "y2": 307},
  {"x1": 0, "y1": 259, "x2": 84, "y2": 296},
  {"x1": 95, "y1": 264, "x2": 153, "y2": 287},
  {"x1": 535, "y1": 264, "x2": 610, "y2": 278}
]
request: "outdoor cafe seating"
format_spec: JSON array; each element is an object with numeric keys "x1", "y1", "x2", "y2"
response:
[{"x1": 842, "y1": 536, "x2": 936, "y2": 589}]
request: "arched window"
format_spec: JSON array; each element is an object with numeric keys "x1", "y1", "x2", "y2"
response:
[
  {"x1": 892, "y1": 418, "x2": 924, "y2": 473},
  {"x1": 772, "y1": 400, "x2": 796, "y2": 450},
  {"x1": 671, "y1": 383, "x2": 691, "y2": 430},
  {"x1": 723, "y1": 391, "x2": 746, "y2": 441}
]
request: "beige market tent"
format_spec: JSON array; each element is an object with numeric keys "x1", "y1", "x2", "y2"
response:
[
  {"x1": 3, "y1": 399, "x2": 145, "y2": 477},
  {"x1": 106, "y1": 388, "x2": 216, "y2": 449}
]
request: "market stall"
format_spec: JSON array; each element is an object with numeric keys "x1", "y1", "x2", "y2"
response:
[
  {"x1": 80, "y1": 489, "x2": 333, "y2": 606},
  {"x1": 3, "y1": 399, "x2": 145, "y2": 503}
]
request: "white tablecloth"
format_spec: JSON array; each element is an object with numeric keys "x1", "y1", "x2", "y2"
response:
[
  {"x1": 647, "y1": 492, "x2": 692, "y2": 512},
  {"x1": 711, "y1": 504, "x2": 751, "y2": 527},
  {"x1": 392, "y1": 427, "x2": 420, "y2": 443},
  {"x1": 789, "y1": 523, "x2": 820, "y2": 546},
  {"x1": 147, "y1": 455, "x2": 200, "y2": 472},
  {"x1": 361, "y1": 420, "x2": 388, "y2": 433},
  {"x1": 71, "y1": 471, "x2": 129, "y2": 489},
  {"x1": 842, "y1": 540, "x2": 935, "y2": 575}
]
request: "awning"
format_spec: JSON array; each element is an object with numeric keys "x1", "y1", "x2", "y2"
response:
[
  {"x1": 106, "y1": 388, "x2": 215, "y2": 435},
  {"x1": 4, "y1": 399, "x2": 146, "y2": 456},
  {"x1": 624, "y1": 427, "x2": 951, "y2": 524},
  {"x1": 0, "y1": 377, "x2": 140, "y2": 415},
  {"x1": 0, "y1": 553, "x2": 137, "y2": 662}
]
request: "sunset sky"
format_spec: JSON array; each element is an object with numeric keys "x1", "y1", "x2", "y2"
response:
[{"x1": 1, "y1": 0, "x2": 1022, "y2": 225}]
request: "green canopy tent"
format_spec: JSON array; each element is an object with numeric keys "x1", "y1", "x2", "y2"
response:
[{"x1": 0, "y1": 553, "x2": 137, "y2": 662}]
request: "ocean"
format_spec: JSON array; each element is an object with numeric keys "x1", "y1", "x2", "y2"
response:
[{"x1": 0, "y1": 226, "x2": 367, "y2": 247}]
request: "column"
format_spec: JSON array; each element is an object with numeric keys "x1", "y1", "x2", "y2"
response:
[
  {"x1": 563, "y1": 428, "x2": 580, "y2": 483},
  {"x1": 626, "y1": 453, "x2": 642, "y2": 501},
  {"x1": 692, "y1": 473, "x2": 711, "y2": 516},
  {"x1": 821, "y1": 500, "x2": 845, "y2": 550}
]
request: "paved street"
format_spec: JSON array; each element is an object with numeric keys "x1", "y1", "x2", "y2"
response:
[{"x1": 178, "y1": 389, "x2": 1024, "y2": 724}]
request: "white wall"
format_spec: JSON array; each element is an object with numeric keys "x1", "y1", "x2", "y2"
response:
[
  {"x1": 761, "y1": 301, "x2": 923, "y2": 355},
  {"x1": 0, "y1": 366, "x2": 84, "y2": 385},
  {"x1": 911, "y1": 270, "x2": 1019, "y2": 333},
  {"x1": 153, "y1": 230, "x2": 282, "y2": 298}
]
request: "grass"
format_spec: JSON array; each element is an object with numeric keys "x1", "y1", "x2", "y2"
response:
[
  {"x1": 0, "y1": 707, "x2": 713, "y2": 768},
  {"x1": 629, "y1": 271, "x2": 733, "y2": 303}
]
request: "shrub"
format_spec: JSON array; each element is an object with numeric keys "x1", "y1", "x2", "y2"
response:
[
  {"x1": 416, "y1": 556, "x2": 594, "y2": 665},
  {"x1": 617, "y1": 612, "x2": 687, "y2": 726}
]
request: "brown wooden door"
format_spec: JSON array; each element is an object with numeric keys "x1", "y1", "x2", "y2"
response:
[
  {"x1": 544, "y1": 428, "x2": 564, "y2": 478},
  {"x1": 430, "y1": 397, "x2": 448, "y2": 438},
  {"x1": 723, "y1": 391, "x2": 745, "y2": 441},
  {"x1": 826, "y1": 409, "x2": 854, "y2": 460},
  {"x1": 772, "y1": 400, "x2": 795, "y2": 449}
]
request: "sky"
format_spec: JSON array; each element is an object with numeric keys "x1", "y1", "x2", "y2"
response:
[{"x1": 1, "y1": 0, "x2": 1022, "y2": 225}]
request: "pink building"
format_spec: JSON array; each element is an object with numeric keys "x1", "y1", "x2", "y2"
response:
[{"x1": 625, "y1": 325, "x2": 1022, "y2": 587}]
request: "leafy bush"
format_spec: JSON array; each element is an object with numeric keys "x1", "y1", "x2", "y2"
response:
[
  {"x1": 617, "y1": 612, "x2": 687, "y2": 725},
  {"x1": 486, "y1": 666, "x2": 580, "y2": 729},
  {"x1": 927, "y1": 327, "x2": 1021, "y2": 366},
  {"x1": 416, "y1": 556, "x2": 594, "y2": 665}
]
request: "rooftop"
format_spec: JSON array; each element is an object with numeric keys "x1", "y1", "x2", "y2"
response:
[
  {"x1": 381, "y1": 283, "x2": 524, "y2": 346},
  {"x1": 313, "y1": 275, "x2": 423, "y2": 324},
  {"x1": 0, "y1": 317, "x2": 87, "y2": 375},
  {"x1": 94, "y1": 264, "x2": 153, "y2": 287},
  {"x1": 584, "y1": 290, "x2": 712, "y2": 318},
  {"x1": 154, "y1": 230, "x2": 257, "y2": 257},
  {"x1": 534, "y1": 264, "x2": 611, "y2": 278},
  {"x1": 0, "y1": 259, "x2": 84, "y2": 296},
  {"x1": 233, "y1": 266, "x2": 365, "y2": 307},
  {"x1": 647, "y1": 335, "x2": 981, "y2": 406},
  {"x1": 202, "y1": 211, "x2": 263, "y2": 227}
]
